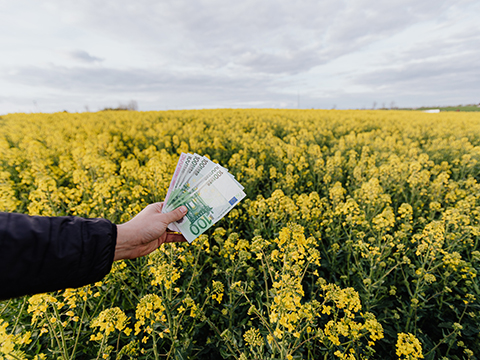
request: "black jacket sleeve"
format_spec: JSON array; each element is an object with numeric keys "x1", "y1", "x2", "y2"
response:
[{"x1": 0, "y1": 212, "x2": 117, "y2": 300}]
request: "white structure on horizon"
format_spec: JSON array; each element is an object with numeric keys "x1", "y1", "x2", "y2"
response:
[{"x1": 423, "y1": 109, "x2": 441, "y2": 113}]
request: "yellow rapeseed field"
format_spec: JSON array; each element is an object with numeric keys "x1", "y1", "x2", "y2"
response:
[{"x1": 1, "y1": 109, "x2": 480, "y2": 359}]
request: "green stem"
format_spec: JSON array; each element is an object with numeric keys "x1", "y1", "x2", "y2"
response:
[
  {"x1": 152, "y1": 330, "x2": 160, "y2": 360},
  {"x1": 260, "y1": 256, "x2": 270, "y2": 306},
  {"x1": 182, "y1": 244, "x2": 203, "y2": 295},
  {"x1": 444, "y1": 303, "x2": 468, "y2": 357},
  {"x1": 0, "y1": 299, "x2": 12, "y2": 317},
  {"x1": 12, "y1": 297, "x2": 27, "y2": 333},
  {"x1": 95, "y1": 335, "x2": 107, "y2": 360},
  {"x1": 162, "y1": 247, "x2": 177, "y2": 360},
  {"x1": 45, "y1": 312, "x2": 64, "y2": 358},
  {"x1": 119, "y1": 278, "x2": 140, "y2": 305},
  {"x1": 405, "y1": 249, "x2": 431, "y2": 333},
  {"x1": 53, "y1": 306, "x2": 69, "y2": 360},
  {"x1": 205, "y1": 317, "x2": 239, "y2": 356},
  {"x1": 241, "y1": 289, "x2": 282, "y2": 354},
  {"x1": 70, "y1": 297, "x2": 88, "y2": 358},
  {"x1": 5, "y1": 352, "x2": 23, "y2": 360}
]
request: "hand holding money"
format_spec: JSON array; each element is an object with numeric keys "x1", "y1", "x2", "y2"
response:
[
  {"x1": 163, "y1": 153, "x2": 246, "y2": 243},
  {"x1": 115, "y1": 203, "x2": 188, "y2": 261}
]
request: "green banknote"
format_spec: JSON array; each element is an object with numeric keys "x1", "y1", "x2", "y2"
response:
[
  {"x1": 164, "y1": 164, "x2": 222, "y2": 212},
  {"x1": 172, "y1": 167, "x2": 245, "y2": 242},
  {"x1": 163, "y1": 153, "x2": 245, "y2": 241}
]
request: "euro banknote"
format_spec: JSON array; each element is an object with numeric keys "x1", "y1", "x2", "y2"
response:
[{"x1": 163, "y1": 153, "x2": 245, "y2": 242}]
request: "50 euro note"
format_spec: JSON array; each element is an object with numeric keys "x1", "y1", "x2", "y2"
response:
[{"x1": 167, "y1": 166, "x2": 246, "y2": 243}]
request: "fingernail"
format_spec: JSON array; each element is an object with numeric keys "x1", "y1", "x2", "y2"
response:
[{"x1": 179, "y1": 206, "x2": 187, "y2": 214}]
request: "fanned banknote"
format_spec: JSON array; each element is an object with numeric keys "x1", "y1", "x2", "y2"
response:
[{"x1": 163, "y1": 153, "x2": 245, "y2": 243}]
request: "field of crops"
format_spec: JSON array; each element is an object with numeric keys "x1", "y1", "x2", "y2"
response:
[{"x1": 1, "y1": 109, "x2": 480, "y2": 359}]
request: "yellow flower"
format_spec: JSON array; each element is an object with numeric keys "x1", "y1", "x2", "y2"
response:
[
  {"x1": 273, "y1": 328, "x2": 283, "y2": 339},
  {"x1": 90, "y1": 307, "x2": 129, "y2": 341},
  {"x1": 27, "y1": 293, "x2": 59, "y2": 323},
  {"x1": 396, "y1": 333, "x2": 423, "y2": 359},
  {"x1": 243, "y1": 328, "x2": 263, "y2": 348},
  {"x1": 211, "y1": 280, "x2": 224, "y2": 304},
  {"x1": 135, "y1": 294, "x2": 166, "y2": 336}
]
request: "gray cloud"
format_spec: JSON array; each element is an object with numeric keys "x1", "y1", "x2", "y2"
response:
[
  {"x1": 4, "y1": 65, "x2": 276, "y2": 92},
  {"x1": 1, "y1": 64, "x2": 296, "y2": 112},
  {"x1": 357, "y1": 60, "x2": 480, "y2": 91},
  {"x1": 49, "y1": 0, "x2": 471, "y2": 75},
  {"x1": 353, "y1": 27, "x2": 480, "y2": 95},
  {"x1": 65, "y1": 50, "x2": 103, "y2": 63}
]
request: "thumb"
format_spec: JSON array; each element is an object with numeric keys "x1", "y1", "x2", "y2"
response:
[{"x1": 161, "y1": 205, "x2": 188, "y2": 224}]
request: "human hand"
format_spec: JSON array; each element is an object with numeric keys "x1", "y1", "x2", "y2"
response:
[{"x1": 114, "y1": 203, "x2": 188, "y2": 261}]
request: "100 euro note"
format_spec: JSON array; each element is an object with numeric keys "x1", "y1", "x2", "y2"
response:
[
  {"x1": 163, "y1": 153, "x2": 218, "y2": 232},
  {"x1": 172, "y1": 168, "x2": 245, "y2": 242},
  {"x1": 163, "y1": 153, "x2": 188, "y2": 232},
  {"x1": 163, "y1": 154, "x2": 245, "y2": 242}
]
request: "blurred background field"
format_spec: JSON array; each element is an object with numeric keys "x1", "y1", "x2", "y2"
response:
[{"x1": 1, "y1": 109, "x2": 480, "y2": 359}]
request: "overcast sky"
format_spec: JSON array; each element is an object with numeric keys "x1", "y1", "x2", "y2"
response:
[{"x1": 1, "y1": 0, "x2": 479, "y2": 114}]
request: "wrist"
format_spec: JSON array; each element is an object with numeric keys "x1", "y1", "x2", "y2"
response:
[{"x1": 114, "y1": 223, "x2": 135, "y2": 261}]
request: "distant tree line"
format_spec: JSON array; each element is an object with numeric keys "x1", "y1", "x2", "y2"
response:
[{"x1": 101, "y1": 100, "x2": 138, "y2": 111}]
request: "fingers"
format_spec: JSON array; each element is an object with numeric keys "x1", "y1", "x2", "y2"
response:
[
  {"x1": 149, "y1": 202, "x2": 164, "y2": 213},
  {"x1": 164, "y1": 232, "x2": 188, "y2": 243},
  {"x1": 161, "y1": 205, "x2": 188, "y2": 224}
]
